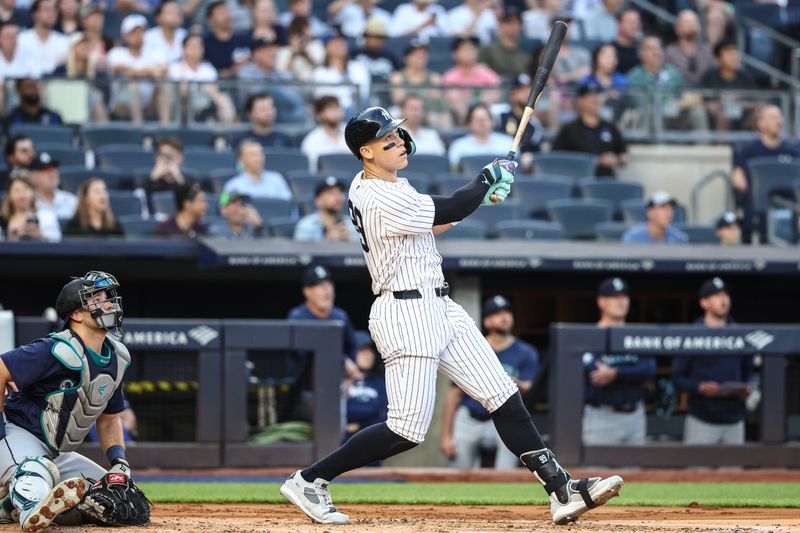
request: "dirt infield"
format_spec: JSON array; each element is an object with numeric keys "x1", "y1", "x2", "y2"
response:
[{"x1": 12, "y1": 504, "x2": 796, "y2": 533}]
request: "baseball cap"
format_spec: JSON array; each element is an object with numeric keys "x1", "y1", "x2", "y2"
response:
[
  {"x1": 251, "y1": 36, "x2": 278, "y2": 52},
  {"x1": 577, "y1": 81, "x2": 603, "y2": 98},
  {"x1": 303, "y1": 264, "x2": 332, "y2": 287},
  {"x1": 79, "y1": 2, "x2": 102, "y2": 20},
  {"x1": 31, "y1": 152, "x2": 60, "y2": 170},
  {"x1": 646, "y1": 190, "x2": 677, "y2": 209},
  {"x1": 364, "y1": 17, "x2": 389, "y2": 38},
  {"x1": 499, "y1": 6, "x2": 522, "y2": 22},
  {"x1": 511, "y1": 73, "x2": 532, "y2": 90},
  {"x1": 121, "y1": 13, "x2": 148, "y2": 34},
  {"x1": 315, "y1": 176, "x2": 345, "y2": 197},
  {"x1": 404, "y1": 38, "x2": 428, "y2": 56},
  {"x1": 451, "y1": 35, "x2": 480, "y2": 52},
  {"x1": 716, "y1": 211, "x2": 741, "y2": 229},
  {"x1": 699, "y1": 277, "x2": 727, "y2": 299},
  {"x1": 219, "y1": 190, "x2": 248, "y2": 207},
  {"x1": 597, "y1": 277, "x2": 629, "y2": 297},
  {"x1": 354, "y1": 330, "x2": 374, "y2": 349},
  {"x1": 482, "y1": 295, "x2": 512, "y2": 318}
]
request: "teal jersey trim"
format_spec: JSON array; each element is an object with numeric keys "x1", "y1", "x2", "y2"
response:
[{"x1": 87, "y1": 342, "x2": 112, "y2": 367}]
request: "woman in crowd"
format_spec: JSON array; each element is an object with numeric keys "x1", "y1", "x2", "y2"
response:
[
  {"x1": 447, "y1": 102, "x2": 513, "y2": 170},
  {"x1": 275, "y1": 16, "x2": 324, "y2": 82},
  {"x1": 388, "y1": 40, "x2": 450, "y2": 128},
  {"x1": 63, "y1": 178, "x2": 125, "y2": 238},
  {"x1": 56, "y1": 0, "x2": 81, "y2": 35},
  {"x1": 53, "y1": 33, "x2": 110, "y2": 122},
  {"x1": 251, "y1": 0, "x2": 288, "y2": 45},
  {"x1": 0, "y1": 175, "x2": 61, "y2": 242},
  {"x1": 310, "y1": 30, "x2": 369, "y2": 114}
]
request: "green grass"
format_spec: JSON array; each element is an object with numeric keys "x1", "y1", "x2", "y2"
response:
[{"x1": 140, "y1": 482, "x2": 800, "y2": 508}]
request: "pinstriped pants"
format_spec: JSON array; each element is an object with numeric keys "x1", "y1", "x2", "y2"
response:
[{"x1": 369, "y1": 292, "x2": 518, "y2": 443}]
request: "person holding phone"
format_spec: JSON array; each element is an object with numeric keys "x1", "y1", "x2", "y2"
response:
[
  {"x1": 294, "y1": 176, "x2": 358, "y2": 242},
  {"x1": 0, "y1": 174, "x2": 61, "y2": 241}
]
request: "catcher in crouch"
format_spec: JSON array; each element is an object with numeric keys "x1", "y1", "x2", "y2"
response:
[{"x1": 0, "y1": 271, "x2": 150, "y2": 531}]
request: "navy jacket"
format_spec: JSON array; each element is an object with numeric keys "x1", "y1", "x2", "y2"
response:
[{"x1": 584, "y1": 351, "x2": 656, "y2": 407}]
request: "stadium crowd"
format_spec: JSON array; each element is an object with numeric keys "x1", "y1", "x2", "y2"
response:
[{"x1": 0, "y1": 0, "x2": 796, "y2": 244}]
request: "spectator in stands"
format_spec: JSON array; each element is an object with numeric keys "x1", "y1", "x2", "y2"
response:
[
  {"x1": 146, "y1": 137, "x2": 187, "y2": 199},
  {"x1": 612, "y1": 8, "x2": 641, "y2": 74},
  {"x1": 701, "y1": 0, "x2": 734, "y2": 47},
  {"x1": 664, "y1": 10, "x2": 714, "y2": 86},
  {"x1": 0, "y1": 176, "x2": 61, "y2": 241},
  {"x1": 583, "y1": 277, "x2": 655, "y2": 445},
  {"x1": 63, "y1": 177, "x2": 124, "y2": 238},
  {"x1": 55, "y1": 0, "x2": 80, "y2": 35},
  {"x1": 275, "y1": 15, "x2": 324, "y2": 82},
  {"x1": 152, "y1": 181, "x2": 209, "y2": 238},
  {"x1": 730, "y1": 104, "x2": 800, "y2": 243},
  {"x1": 78, "y1": 3, "x2": 111, "y2": 69},
  {"x1": 343, "y1": 333, "x2": 388, "y2": 444},
  {"x1": 673, "y1": 278, "x2": 753, "y2": 445},
  {"x1": 0, "y1": 22, "x2": 29, "y2": 80},
  {"x1": 399, "y1": 95, "x2": 446, "y2": 156},
  {"x1": 448, "y1": 102, "x2": 513, "y2": 170},
  {"x1": 250, "y1": 0, "x2": 288, "y2": 44},
  {"x1": 239, "y1": 35, "x2": 290, "y2": 82},
  {"x1": 701, "y1": 40, "x2": 755, "y2": 133},
  {"x1": 144, "y1": 0, "x2": 187, "y2": 63},
  {"x1": 53, "y1": 33, "x2": 110, "y2": 122},
  {"x1": 0, "y1": 0, "x2": 32, "y2": 27},
  {"x1": 300, "y1": 96, "x2": 349, "y2": 171},
  {"x1": 581, "y1": 42, "x2": 628, "y2": 90},
  {"x1": 715, "y1": 212, "x2": 742, "y2": 246},
  {"x1": 522, "y1": 0, "x2": 563, "y2": 41},
  {"x1": 168, "y1": 34, "x2": 236, "y2": 123},
  {"x1": 232, "y1": 93, "x2": 294, "y2": 149},
  {"x1": 311, "y1": 27, "x2": 371, "y2": 112},
  {"x1": 208, "y1": 190, "x2": 265, "y2": 239},
  {"x1": 622, "y1": 191, "x2": 688, "y2": 244},
  {"x1": 294, "y1": 176, "x2": 358, "y2": 242},
  {"x1": 388, "y1": 40, "x2": 449, "y2": 128},
  {"x1": 107, "y1": 14, "x2": 169, "y2": 123},
  {"x1": 29, "y1": 151, "x2": 76, "y2": 220},
  {"x1": 17, "y1": 0, "x2": 69, "y2": 77},
  {"x1": 553, "y1": 24, "x2": 591, "y2": 85},
  {"x1": 498, "y1": 74, "x2": 542, "y2": 170},
  {"x1": 224, "y1": 139, "x2": 293, "y2": 199},
  {"x1": 3, "y1": 78, "x2": 63, "y2": 132},
  {"x1": 448, "y1": 0, "x2": 498, "y2": 45},
  {"x1": 478, "y1": 7, "x2": 528, "y2": 78},
  {"x1": 203, "y1": 0, "x2": 253, "y2": 77},
  {"x1": 552, "y1": 82, "x2": 628, "y2": 177},
  {"x1": 584, "y1": 0, "x2": 621, "y2": 42},
  {"x1": 278, "y1": 0, "x2": 329, "y2": 37},
  {"x1": 351, "y1": 17, "x2": 401, "y2": 83},
  {"x1": 442, "y1": 36, "x2": 501, "y2": 124},
  {"x1": 441, "y1": 295, "x2": 539, "y2": 469},
  {"x1": 329, "y1": 0, "x2": 392, "y2": 39},
  {"x1": 0, "y1": 135, "x2": 35, "y2": 189},
  {"x1": 391, "y1": 0, "x2": 450, "y2": 40}
]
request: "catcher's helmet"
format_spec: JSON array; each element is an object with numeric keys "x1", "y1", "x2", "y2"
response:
[
  {"x1": 56, "y1": 271, "x2": 124, "y2": 335},
  {"x1": 345, "y1": 107, "x2": 415, "y2": 159}
]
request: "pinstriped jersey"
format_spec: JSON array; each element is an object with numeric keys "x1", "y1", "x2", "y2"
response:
[{"x1": 347, "y1": 171, "x2": 445, "y2": 295}]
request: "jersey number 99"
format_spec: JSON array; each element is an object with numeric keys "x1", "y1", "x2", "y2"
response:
[{"x1": 348, "y1": 200, "x2": 369, "y2": 252}]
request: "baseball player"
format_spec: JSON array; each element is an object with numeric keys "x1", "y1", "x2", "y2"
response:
[
  {"x1": 441, "y1": 295, "x2": 540, "y2": 469},
  {"x1": 280, "y1": 107, "x2": 624, "y2": 525},
  {"x1": 0, "y1": 271, "x2": 150, "y2": 531}
]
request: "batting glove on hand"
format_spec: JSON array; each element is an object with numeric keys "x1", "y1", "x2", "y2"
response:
[
  {"x1": 482, "y1": 181, "x2": 512, "y2": 205},
  {"x1": 481, "y1": 159, "x2": 517, "y2": 205}
]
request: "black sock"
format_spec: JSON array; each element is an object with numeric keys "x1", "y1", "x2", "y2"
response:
[
  {"x1": 491, "y1": 392, "x2": 546, "y2": 458},
  {"x1": 301, "y1": 422, "x2": 417, "y2": 482}
]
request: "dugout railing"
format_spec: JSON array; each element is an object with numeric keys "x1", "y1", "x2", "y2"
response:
[{"x1": 549, "y1": 323, "x2": 800, "y2": 467}]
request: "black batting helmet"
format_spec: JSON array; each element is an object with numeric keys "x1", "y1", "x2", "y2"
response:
[{"x1": 345, "y1": 107, "x2": 414, "y2": 160}]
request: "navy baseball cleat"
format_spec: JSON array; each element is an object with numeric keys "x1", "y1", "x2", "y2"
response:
[
  {"x1": 548, "y1": 475, "x2": 624, "y2": 525},
  {"x1": 280, "y1": 470, "x2": 349, "y2": 524}
]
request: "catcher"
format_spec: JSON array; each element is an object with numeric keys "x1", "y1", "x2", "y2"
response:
[{"x1": 0, "y1": 271, "x2": 150, "y2": 531}]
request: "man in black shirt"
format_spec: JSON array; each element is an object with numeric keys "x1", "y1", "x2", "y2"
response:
[
  {"x1": 232, "y1": 93, "x2": 294, "y2": 149},
  {"x1": 3, "y1": 78, "x2": 63, "y2": 133},
  {"x1": 701, "y1": 40, "x2": 755, "y2": 134},
  {"x1": 612, "y1": 9, "x2": 641, "y2": 74},
  {"x1": 203, "y1": 0, "x2": 253, "y2": 77},
  {"x1": 497, "y1": 74, "x2": 542, "y2": 172},
  {"x1": 552, "y1": 82, "x2": 628, "y2": 177}
]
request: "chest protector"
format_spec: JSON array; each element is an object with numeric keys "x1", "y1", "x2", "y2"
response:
[{"x1": 42, "y1": 330, "x2": 130, "y2": 452}]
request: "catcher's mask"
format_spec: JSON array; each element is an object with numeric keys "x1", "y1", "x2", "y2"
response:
[{"x1": 55, "y1": 271, "x2": 124, "y2": 337}]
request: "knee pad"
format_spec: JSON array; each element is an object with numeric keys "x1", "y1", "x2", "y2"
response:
[
  {"x1": 491, "y1": 392, "x2": 530, "y2": 422},
  {"x1": 10, "y1": 458, "x2": 60, "y2": 512}
]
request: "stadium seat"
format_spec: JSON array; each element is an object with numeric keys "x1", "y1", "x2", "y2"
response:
[
  {"x1": 510, "y1": 176, "x2": 575, "y2": 219},
  {"x1": 495, "y1": 220, "x2": 564, "y2": 240},
  {"x1": 150, "y1": 191, "x2": 176, "y2": 216},
  {"x1": 547, "y1": 198, "x2": 614, "y2": 240},
  {"x1": 579, "y1": 180, "x2": 644, "y2": 219},
  {"x1": 264, "y1": 148, "x2": 310, "y2": 175},
  {"x1": 285, "y1": 171, "x2": 352, "y2": 199},
  {"x1": 108, "y1": 191, "x2": 144, "y2": 218},
  {"x1": 434, "y1": 174, "x2": 471, "y2": 195},
  {"x1": 748, "y1": 157, "x2": 800, "y2": 234},
  {"x1": 435, "y1": 219, "x2": 488, "y2": 240},
  {"x1": 117, "y1": 215, "x2": 157, "y2": 238},
  {"x1": 594, "y1": 221, "x2": 630, "y2": 242},
  {"x1": 267, "y1": 216, "x2": 296, "y2": 238},
  {"x1": 59, "y1": 167, "x2": 135, "y2": 193},
  {"x1": 318, "y1": 154, "x2": 363, "y2": 174},
  {"x1": 95, "y1": 144, "x2": 155, "y2": 170},
  {"x1": 403, "y1": 172, "x2": 433, "y2": 194},
  {"x1": 10, "y1": 124, "x2": 73, "y2": 146},
  {"x1": 149, "y1": 127, "x2": 220, "y2": 148},
  {"x1": 205, "y1": 168, "x2": 238, "y2": 193},
  {"x1": 620, "y1": 199, "x2": 687, "y2": 224},
  {"x1": 37, "y1": 144, "x2": 86, "y2": 168},
  {"x1": 249, "y1": 197, "x2": 296, "y2": 221},
  {"x1": 675, "y1": 224, "x2": 720, "y2": 244},
  {"x1": 468, "y1": 202, "x2": 522, "y2": 235},
  {"x1": 182, "y1": 147, "x2": 237, "y2": 171},
  {"x1": 82, "y1": 124, "x2": 144, "y2": 149},
  {"x1": 533, "y1": 151, "x2": 597, "y2": 179},
  {"x1": 409, "y1": 154, "x2": 450, "y2": 176},
  {"x1": 459, "y1": 155, "x2": 506, "y2": 175}
]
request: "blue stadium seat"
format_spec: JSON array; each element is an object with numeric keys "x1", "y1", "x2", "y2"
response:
[
  {"x1": 621, "y1": 199, "x2": 687, "y2": 224},
  {"x1": 264, "y1": 148, "x2": 310, "y2": 175},
  {"x1": 547, "y1": 198, "x2": 614, "y2": 240},
  {"x1": 267, "y1": 216, "x2": 296, "y2": 238},
  {"x1": 748, "y1": 157, "x2": 800, "y2": 229},
  {"x1": 495, "y1": 220, "x2": 564, "y2": 240},
  {"x1": 250, "y1": 197, "x2": 296, "y2": 221},
  {"x1": 117, "y1": 215, "x2": 157, "y2": 238},
  {"x1": 318, "y1": 153, "x2": 363, "y2": 174},
  {"x1": 182, "y1": 147, "x2": 237, "y2": 171},
  {"x1": 510, "y1": 176, "x2": 575, "y2": 219},
  {"x1": 10, "y1": 124, "x2": 73, "y2": 146},
  {"x1": 59, "y1": 167, "x2": 135, "y2": 193},
  {"x1": 594, "y1": 221, "x2": 630, "y2": 242},
  {"x1": 435, "y1": 219, "x2": 488, "y2": 240},
  {"x1": 148, "y1": 127, "x2": 221, "y2": 148},
  {"x1": 108, "y1": 191, "x2": 143, "y2": 218},
  {"x1": 408, "y1": 154, "x2": 450, "y2": 176},
  {"x1": 468, "y1": 202, "x2": 522, "y2": 235},
  {"x1": 434, "y1": 175, "x2": 471, "y2": 195},
  {"x1": 37, "y1": 145, "x2": 86, "y2": 168},
  {"x1": 458, "y1": 154, "x2": 506, "y2": 175},
  {"x1": 82, "y1": 125, "x2": 144, "y2": 149},
  {"x1": 533, "y1": 151, "x2": 597, "y2": 179},
  {"x1": 150, "y1": 191, "x2": 176, "y2": 216},
  {"x1": 579, "y1": 179, "x2": 644, "y2": 219},
  {"x1": 675, "y1": 224, "x2": 720, "y2": 244},
  {"x1": 95, "y1": 144, "x2": 155, "y2": 170},
  {"x1": 285, "y1": 171, "x2": 352, "y2": 200},
  {"x1": 403, "y1": 172, "x2": 434, "y2": 194}
]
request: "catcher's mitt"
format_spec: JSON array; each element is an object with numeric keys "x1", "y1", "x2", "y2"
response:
[{"x1": 79, "y1": 472, "x2": 151, "y2": 526}]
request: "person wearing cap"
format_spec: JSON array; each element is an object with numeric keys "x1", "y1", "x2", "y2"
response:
[
  {"x1": 329, "y1": 0, "x2": 392, "y2": 39},
  {"x1": 2, "y1": 77, "x2": 63, "y2": 132},
  {"x1": 497, "y1": 74, "x2": 543, "y2": 171},
  {"x1": 225, "y1": 138, "x2": 293, "y2": 200},
  {"x1": 583, "y1": 278, "x2": 655, "y2": 445},
  {"x1": 294, "y1": 176, "x2": 359, "y2": 241},
  {"x1": 144, "y1": 0, "x2": 187, "y2": 63},
  {"x1": 310, "y1": 27, "x2": 371, "y2": 111},
  {"x1": 209, "y1": 190, "x2": 265, "y2": 239},
  {"x1": 478, "y1": 7, "x2": 529, "y2": 78},
  {"x1": 300, "y1": 96, "x2": 350, "y2": 171},
  {"x1": 448, "y1": 0, "x2": 498, "y2": 45},
  {"x1": 29, "y1": 151, "x2": 77, "y2": 220},
  {"x1": 442, "y1": 36, "x2": 501, "y2": 124},
  {"x1": 441, "y1": 295, "x2": 540, "y2": 468},
  {"x1": 203, "y1": 0, "x2": 254, "y2": 77},
  {"x1": 152, "y1": 181, "x2": 209, "y2": 238},
  {"x1": 672, "y1": 278, "x2": 754, "y2": 444},
  {"x1": 398, "y1": 94, "x2": 446, "y2": 156},
  {"x1": 344, "y1": 332, "x2": 388, "y2": 444},
  {"x1": 622, "y1": 191, "x2": 688, "y2": 244},
  {"x1": 552, "y1": 81, "x2": 628, "y2": 177},
  {"x1": 715, "y1": 212, "x2": 742, "y2": 246},
  {"x1": 392, "y1": 0, "x2": 449, "y2": 40},
  {"x1": 16, "y1": 0, "x2": 69, "y2": 77},
  {"x1": 351, "y1": 17, "x2": 401, "y2": 82}
]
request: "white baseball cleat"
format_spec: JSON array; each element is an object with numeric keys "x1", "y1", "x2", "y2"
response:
[
  {"x1": 280, "y1": 470, "x2": 350, "y2": 525},
  {"x1": 549, "y1": 475, "x2": 624, "y2": 525},
  {"x1": 21, "y1": 478, "x2": 85, "y2": 532}
]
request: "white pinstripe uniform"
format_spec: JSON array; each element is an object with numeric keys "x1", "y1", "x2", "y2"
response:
[{"x1": 348, "y1": 171, "x2": 518, "y2": 444}]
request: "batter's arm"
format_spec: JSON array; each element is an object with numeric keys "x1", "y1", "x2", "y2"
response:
[
  {"x1": 432, "y1": 223, "x2": 457, "y2": 235},
  {"x1": 440, "y1": 385, "x2": 463, "y2": 459}
]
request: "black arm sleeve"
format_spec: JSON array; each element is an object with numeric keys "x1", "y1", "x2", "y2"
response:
[{"x1": 431, "y1": 169, "x2": 492, "y2": 225}]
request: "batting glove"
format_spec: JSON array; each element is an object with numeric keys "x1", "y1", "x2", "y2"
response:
[
  {"x1": 482, "y1": 181, "x2": 512, "y2": 205},
  {"x1": 481, "y1": 159, "x2": 518, "y2": 186}
]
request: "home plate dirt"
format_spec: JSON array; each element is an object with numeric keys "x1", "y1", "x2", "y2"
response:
[{"x1": 7, "y1": 504, "x2": 795, "y2": 533}]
